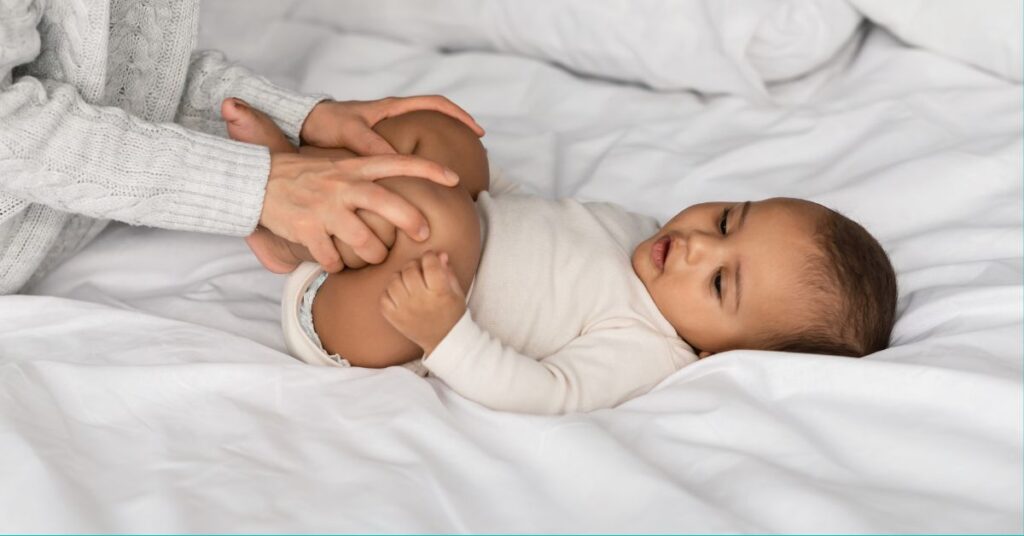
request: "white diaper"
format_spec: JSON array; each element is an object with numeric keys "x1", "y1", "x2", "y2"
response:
[{"x1": 280, "y1": 261, "x2": 429, "y2": 376}]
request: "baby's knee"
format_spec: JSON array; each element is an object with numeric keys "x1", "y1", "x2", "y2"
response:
[
  {"x1": 374, "y1": 110, "x2": 474, "y2": 150},
  {"x1": 311, "y1": 177, "x2": 481, "y2": 369},
  {"x1": 374, "y1": 110, "x2": 490, "y2": 197},
  {"x1": 379, "y1": 176, "x2": 481, "y2": 294}
]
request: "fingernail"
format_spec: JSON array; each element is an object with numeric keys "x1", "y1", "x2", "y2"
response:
[
  {"x1": 418, "y1": 225, "x2": 430, "y2": 240},
  {"x1": 445, "y1": 169, "x2": 459, "y2": 185}
]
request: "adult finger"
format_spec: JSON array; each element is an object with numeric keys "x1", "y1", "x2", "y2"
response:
[
  {"x1": 326, "y1": 207, "x2": 389, "y2": 265},
  {"x1": 334, "y1": 236, "x2": 366, "y2": 270},
  {"x1": 356, "y1": 208, "x2": 398, "y2": 250},
  {"x1": 344, "y1": 126, "x2": 399, "y2": 157},
  {"x1": 376, "y1": 95, "x2": 485, "y2": 136},
  {"x1": 344, "y1": 181, "x2": 431, "y2": 242},
  {"x1": 338, "y1": 154, "x2": 459, "y2": 187},
  {"x1": 302, "y1": 227, "x2": 344, "y2": 273}
]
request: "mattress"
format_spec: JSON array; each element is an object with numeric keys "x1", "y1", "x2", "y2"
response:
[{"x1": 2, "y1": 1, "x2": 1020, "y2": 532}]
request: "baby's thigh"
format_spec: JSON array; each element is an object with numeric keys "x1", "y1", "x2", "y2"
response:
[
  {"x1": 296, "y1": 145, "x2": 397, "y2": 268},
  {"x1": 311, "y1": 177, "x2": 481, "y2": 368}
]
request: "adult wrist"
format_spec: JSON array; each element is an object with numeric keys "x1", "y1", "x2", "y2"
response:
[{"x1": 299, "y1": 99, "x2": 333, "y2": 145}]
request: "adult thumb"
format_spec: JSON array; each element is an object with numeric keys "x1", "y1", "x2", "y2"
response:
[{"x1": 346, "y1": 126, "x2": 399, "y2": 156}]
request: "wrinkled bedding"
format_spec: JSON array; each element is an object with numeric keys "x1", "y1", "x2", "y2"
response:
[{"x1": 1, "y1": 1, "x2": 1020, "y2": 532}]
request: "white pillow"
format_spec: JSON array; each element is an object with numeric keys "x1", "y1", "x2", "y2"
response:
[
  {"x1": 290, "y1": 0, "x2": 862, "y2": 100},
  {"x1": 848, "y1": 0, "x2": 1022, "y2": 81}
]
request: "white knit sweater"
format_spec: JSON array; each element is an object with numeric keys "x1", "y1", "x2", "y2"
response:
[{"x1": 0, "y1": 0, "x2": 326, "y2": 294}]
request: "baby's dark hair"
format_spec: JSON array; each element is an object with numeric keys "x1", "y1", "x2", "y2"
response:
[{"x1": 763, "y1": 207, "x2": 898, "y2": 357}]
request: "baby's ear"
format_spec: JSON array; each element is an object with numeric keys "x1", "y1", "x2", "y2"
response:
[{"x1": 698, "y1": 350, "x2": 714, "y2": 359}]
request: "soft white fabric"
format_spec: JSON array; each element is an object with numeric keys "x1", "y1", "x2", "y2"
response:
[
  {"x1": 288, "y1": 0, "x2": 863, "y2": 100},
  {"x1": 280, "y1": 169, "x2": 522, "y2": 373},
  {"x1": 849, "y1": 0, "x2": 1023, "y2": 81},
  {"x1": 281, "y1": 258, "x2": 345, "y2": 365},
  {"x1": 0, "y1": 0, "x2": 325, "y2": 294},
  {"x1": 4, "y1": 3, "x2": 1022, "y2": 532},
  {"x1": 422, "y1": 192, "x2": 696, "y2": 414},
  {"x1": 281, "y1": 259, "x2": 429, "y2": 375},
  {"x1": 282, "y1": 189, "x2": 696, "y2": 413}
]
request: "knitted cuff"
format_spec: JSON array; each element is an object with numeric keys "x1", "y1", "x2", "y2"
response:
[
  {"x1": 157, "y1": 130, "x2": 271, "y2": 236},
  {"x1": 232, "y1": 75, "x2": 330, "y2": 143}
]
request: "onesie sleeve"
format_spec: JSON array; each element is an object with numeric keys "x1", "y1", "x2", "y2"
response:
[
  {"x1": 423, "y1": 311, "x2": 691, "y2": 414},
  {"x1": 174, "y1": 49, "x2": 330, "y2": 143}
]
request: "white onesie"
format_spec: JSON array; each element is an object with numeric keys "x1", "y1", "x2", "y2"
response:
[{"x1": 281, "y1": 191, "x2": 696, "y2": 414}]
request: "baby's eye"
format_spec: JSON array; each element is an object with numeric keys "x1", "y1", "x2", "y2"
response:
[
  {"x1": 713, "y1": 269, "x2": 722, "y2": 298},
  {"x1": 719, "y1": 208, "x2": 730, "y2": 235}
]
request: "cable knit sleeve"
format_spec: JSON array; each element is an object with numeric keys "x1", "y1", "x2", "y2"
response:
[
  {"x1": 423, "y1": 311, "x2": 689, "y2": 414},
  {"x1": 0, "y1": 0, "x2": 273, "y2": 236},
  {"x1": 174, "y1": 49, "x2": 329, "y2": 143},
  {"x1": 0, "y1": 74, "x2": 272, "y2": 236},
  {"x1": 0, "y1": 0, "x2": 37, "y2": 222}
]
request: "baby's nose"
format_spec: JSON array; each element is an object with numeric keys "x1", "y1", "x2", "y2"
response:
[{"x1": 683, "y1": 231, "x2": 716, "y2": 264}]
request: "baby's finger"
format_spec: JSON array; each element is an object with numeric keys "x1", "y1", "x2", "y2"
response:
[
  {"x1": 386, "y1": 273, "x2": 407, "y2": 302},
  {"x1": 421, "y1": 251, "x2": 447, "y2": 291},
  {"x1": 400, "y1": 260, "x2": 426, "y2": 292},
  {"x1": 446, "y1": 263, "x2": 464, "y2": 296},
  {"x1": 380, "y1": 290, "x2": 397, "y2": 313}
]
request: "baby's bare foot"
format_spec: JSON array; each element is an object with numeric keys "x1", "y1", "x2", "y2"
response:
[
  {"x1": 245, "y1": 226, "x2": 315, "y2": 274},
  {"x1": 222, "y1": 98, "x2": 297, "y2": 154},
  {"x1": 223, "y1": 97, "x2": 312, "y2": 272}
]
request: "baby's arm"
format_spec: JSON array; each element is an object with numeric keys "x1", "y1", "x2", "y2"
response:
[
  {"x1": 377, "y1": 252, "x2": 678, "y2": 414},
  {"x1": 385, "y1": 271, "x2": 679, "y2": 414}
]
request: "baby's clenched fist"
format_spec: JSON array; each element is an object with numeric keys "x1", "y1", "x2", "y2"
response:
[{"x1": 380, "y1": 251, "x2": 466, "y2": 355}]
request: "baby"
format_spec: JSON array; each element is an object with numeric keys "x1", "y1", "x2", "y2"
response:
[{"x1": 223, "y1": 101, "x2": 898, "y2": 415}]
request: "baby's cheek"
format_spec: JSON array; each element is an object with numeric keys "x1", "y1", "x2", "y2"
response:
[{"x1": 666, "y1": 303, "x2": 732, "y2": 353}]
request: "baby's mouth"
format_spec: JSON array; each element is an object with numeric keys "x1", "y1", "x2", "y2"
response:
[{"x1": 651, "y1": 235, "x2": 671, "y2": 271}]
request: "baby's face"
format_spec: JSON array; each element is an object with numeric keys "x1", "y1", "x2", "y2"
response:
[{"x1": 632, "y1": 198, "x2": 823, "y2": 357}]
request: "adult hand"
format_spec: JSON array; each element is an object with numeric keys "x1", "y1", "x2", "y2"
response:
[
  {"x1": 259, "y1": 151, "x2": 460, "y2": 273},
  {"x1": 299, "y1": 96, "x2": 484, "y2": 155}
]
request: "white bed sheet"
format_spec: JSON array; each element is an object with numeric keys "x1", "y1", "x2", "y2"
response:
[{"x1": 1, "y1": 3, "x2": 1021, "y2": 532}]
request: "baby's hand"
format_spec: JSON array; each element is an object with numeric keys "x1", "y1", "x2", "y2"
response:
[{"x1": 380, "y1": 251, "x2": 466, "y2": 355}]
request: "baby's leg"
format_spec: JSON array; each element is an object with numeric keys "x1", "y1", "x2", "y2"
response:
[
  {"x1": 295, "y1": 112, "x2": 489, "y2": 270},
  {"x1": 224, "y1": 103, "x2": 488, "y2": 367},
  {"x1": 313, "y1": 175, "x2": 480, "y2": 367},
  {"x1": 224, "y1": 99, "x2": 393, "y2": 271},
  {"x1": 225, "y1": 102, "x2": 488, "y2": 271},
  {"x1": 311, "y1": 111, "x2": 489, "y2": 367},
  {"x1": 298, "y1": 110, "x2": 490, "y2": 199}
]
